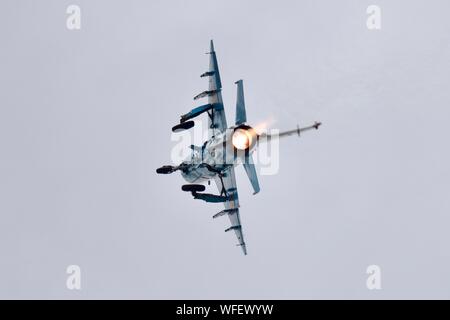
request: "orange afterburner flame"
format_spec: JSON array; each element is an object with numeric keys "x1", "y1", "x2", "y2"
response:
[
  {"x1": 253, "y1": 116, "x2": 276, "y2": 135},
  {"x1": 232, "y1": 129, "x2": 252, "y2": 150}
]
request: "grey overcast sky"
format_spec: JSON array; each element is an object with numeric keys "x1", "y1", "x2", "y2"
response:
[{"x1": 1, "y1": 0, "x2": 450, "y2": 299}]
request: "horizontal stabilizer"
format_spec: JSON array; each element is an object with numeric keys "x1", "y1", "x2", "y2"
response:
[{"x1": 243, "y1": 155, "x2": 260, "y2": 195}]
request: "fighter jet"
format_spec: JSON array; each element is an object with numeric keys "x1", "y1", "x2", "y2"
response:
[{"x1": 157, "y1": 40, "x2": 321, "y2": 255}]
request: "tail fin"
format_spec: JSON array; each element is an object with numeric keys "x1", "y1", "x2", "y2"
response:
[
  {"x1": 243, "y1": 157, "x2": 260, "y2": 195},
  {"x1": 235, "y1": 80, "x2": 247, "y2": 125},
  {"x1": 235, "y1": 80, "x2": 259, "y2": 194}
]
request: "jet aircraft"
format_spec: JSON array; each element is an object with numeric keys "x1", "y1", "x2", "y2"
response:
[{"x1": 157, "y1": 40, "x2": 321, "y2": 254}]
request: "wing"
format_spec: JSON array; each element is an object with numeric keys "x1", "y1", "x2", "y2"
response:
[
  {"x1": 214, "y1": 167, "x2": 247, "y2": 255},
  {"x1": 199, "y1": 40, "x2": 228, "y2": 137}
]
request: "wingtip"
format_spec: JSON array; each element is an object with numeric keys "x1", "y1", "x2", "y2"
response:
[
  {"x1": 240, "y1": 243, "x2": 248, "y2": 255},
  {"x1": 210, "y1": 39, "x2": 215, "y2": 52}
]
